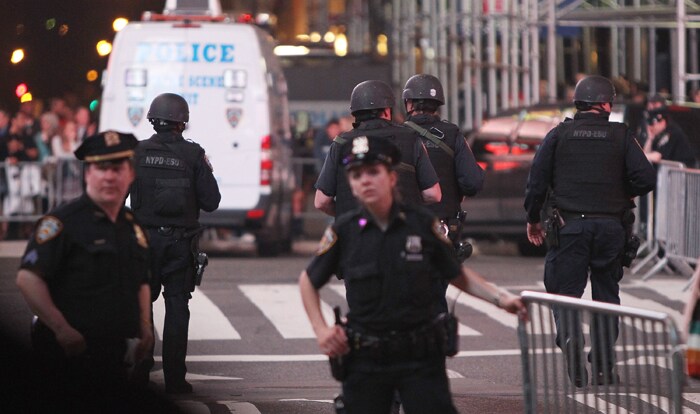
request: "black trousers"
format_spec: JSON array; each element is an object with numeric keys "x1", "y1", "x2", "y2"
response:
[
  {"x1": 140, "y1": 228, "x2": 194, "y2": 387},
  {"x1": 544, "y1": 217, "x2": 625, "y2": 373},
  {"x1": 342, "y1": 355, "x2": 457, "y2": 414}
]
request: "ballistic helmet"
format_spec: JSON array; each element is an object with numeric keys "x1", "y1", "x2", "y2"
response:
[
  {"x1": 350, "y1": 80, "x2": 395, "y2": 114},
  {"x1": 573, "y1": 75, "x2": 616, "y2": 104},
  {"x1": 402, "y1": 74, "x2": 445, "y2": 105},
  {"x1": 147, "y1": 93, "x2": 189, "y2": 123}
]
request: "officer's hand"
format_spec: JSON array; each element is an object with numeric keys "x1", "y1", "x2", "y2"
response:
[
  {"x1": 135, "y1": 326, "x2": 155, "y2": 362},
  {"x1": 499, "y1": 293, "x2": 529, "y2": 322},
  {"x1": 527, "y1": 222, "x2": 545, "y2": 246},
  {"x1": 55, "y1": 325, "x2": 87, "y2": 357},
  {"x1": 317, "y1": 325, "x2": 349, "y2": 358}
]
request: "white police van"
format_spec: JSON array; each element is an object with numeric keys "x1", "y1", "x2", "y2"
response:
[{"x1": 99, "y1": 0, "x2": 294, "y2": 255}]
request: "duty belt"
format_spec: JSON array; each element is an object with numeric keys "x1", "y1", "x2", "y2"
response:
[
  {"x1": 345, "y1": 322, "x2": 442, "y2": 362},
  {"x1": 559, "y1": 210, "x2": 621, "y2": 221}
]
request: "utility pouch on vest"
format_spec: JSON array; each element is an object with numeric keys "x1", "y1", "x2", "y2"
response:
[
  {"x1": 329, "y1": 307, "x2": 348, "y2": 381},
  {"x1": 544, "y1": 209, "x2": 564, "y2": 249}
]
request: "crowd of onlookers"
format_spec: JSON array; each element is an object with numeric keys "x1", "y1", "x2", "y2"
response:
[{"x1": 0, "y1": 98, "x2": 96, "y2": 240}]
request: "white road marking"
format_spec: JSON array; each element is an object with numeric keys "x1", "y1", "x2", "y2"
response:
[
  {"x1": 239, "y1": 284, "x2": 335, "y2": 338},
  {"x1": 153, "y1": 287, "x2": 240, "y2": 340},
  {"x1": 218, "y1": 401, "x2": 262, "y2": 414}
]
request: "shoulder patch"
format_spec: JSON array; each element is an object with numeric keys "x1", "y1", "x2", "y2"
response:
[
  {"x1": 316, "y1": 226, "x2": 337, "y2": 256},
  {"x1": 35, "y1": 216, "x2": 63, "y2": 244},
  {"x1": 431, "y1": 218, "x2": 452, "y2": 246},
  {"x1": 133, "y1": 224, "x2": 148, "y2": 248}
]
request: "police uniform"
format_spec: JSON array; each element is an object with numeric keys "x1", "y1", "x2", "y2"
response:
[
  {"x1": 19, "y1": 131, "x2": 149, "y2": 384},
  {"x1": 307, "y1": 138, "x2": 460, "y2": 414},
  {"x1": 315, "y1": 118, "x2": 439, "y2": 217},
  {"x1": 524, "y1": 110, "x2": 656, "y2": 381},
  {"x1": 130, "y1": 128, "x2": 221, "y2": 391},
  {"x1": 646, "y1": 108, "x2": 697, "y2": 167},
  {"x1": 405, "y1": 114, "x2": 484, "y2": 220}
]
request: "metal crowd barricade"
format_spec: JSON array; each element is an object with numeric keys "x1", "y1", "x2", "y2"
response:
[
  {"x1": 0, "y1": 159, "x2": 84, "y2": 224},
  {"x1": 518, "y1": 291, "x2": 685, "y2": 414},
  {"x1": 631, "y1": 160, "x2": 686, "y2": 279}
]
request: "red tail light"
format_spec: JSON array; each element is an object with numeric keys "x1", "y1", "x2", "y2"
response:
[{"x1": 260, "y1": 135, "x2": 272, "y2": 186}]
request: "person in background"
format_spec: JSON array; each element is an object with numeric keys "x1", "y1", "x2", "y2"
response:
[
  {"x1": 300, "y1": 136, "x2": 527, "y2": 414},
  {"x1": 74, "y1": 106, "x2": 95, "y2": 142},
  {"x1": 313, "y1": 118, "x2": 341, "y2": 175},
  {"x1": 34, "y1": 112, "x2": 59, "y2": 161},
  {"x1": 314, "y1": 80, "x2": 441, "y2": 217},
  {"x1": 15, "y1": 131, "x2": 154, "y2": 411},
  {"x1": 643, "y1": 106, "x2": 697, "y2": 167}
]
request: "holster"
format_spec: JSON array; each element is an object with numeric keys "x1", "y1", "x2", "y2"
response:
[
  {"x1": 329, "y1": 307, "x2": 348, "y2": 381},
  {"x1": 544, "y1": 209, "x2": 564, "y2": 249},
  {"x1": 434, "y1": 312, "x2": 459, "y2": 357}
]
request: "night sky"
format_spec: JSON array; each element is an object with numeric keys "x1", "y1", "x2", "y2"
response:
[{"x1": 1, "y1": 0, "x2": 165, "y2": 111}]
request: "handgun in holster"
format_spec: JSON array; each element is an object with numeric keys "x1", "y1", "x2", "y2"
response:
[
  {"x1": 544, "y1": 209, "x2": 564, "y2": 249},
  {"x1": 620, "y1": 209, "x2": 640, "y2": 268},
  {"x1": 443, "y1": 210, "x2": 472, "y2": 262},
  {"x1": 190, "y1": 232, "x2": 208, "y2": 286},
  {"x1": 329, "y1": 306, "x2": 348, "y2": 381},
  {"x1": 434, "y1": 312, "x2": 459, "y2": 357}
]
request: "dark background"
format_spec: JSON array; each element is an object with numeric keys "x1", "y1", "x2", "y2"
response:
[{"x1": 1, "y1": 0, "x2": 165, "y2": 111}]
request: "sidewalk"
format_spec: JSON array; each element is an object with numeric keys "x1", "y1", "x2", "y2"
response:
[{"x1": 0, "y1": 240, "x2": 27, "y2": 258}]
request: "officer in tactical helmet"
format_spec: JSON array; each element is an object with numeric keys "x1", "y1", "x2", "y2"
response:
[
  {"x1": 524, "y1": 75, "x2": 656, "y2": 388},
  {"x1": 130, "y1": 92, "x2": 221, "y2": 394},
  {"x1": 314, "y1": 80, "x2": 441, "y2": 217},
  {"x1": 403, "y1": 74, "x2": 484, "y2": 258}
]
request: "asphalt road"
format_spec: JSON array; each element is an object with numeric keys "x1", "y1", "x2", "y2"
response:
[{"x1": 1, "y1": 239, "x2": 698, "y2": 413}]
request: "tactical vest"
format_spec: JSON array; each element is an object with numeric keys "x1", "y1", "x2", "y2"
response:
[
  {"x1": 553, "y1": 117, "x2": 630, "y2": 214},
  {"x1": 334, "y1": 121, "x2": 422, "y2": 216},
  {"x1": 406, "y1": 116, "x2": 461, "y2": 219},
  {"x1": 131, "y1": 134, "x2": 201, "y2": 228}
]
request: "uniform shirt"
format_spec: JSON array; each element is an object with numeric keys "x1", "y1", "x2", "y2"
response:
[
  {"x1": 19, "y1": 194, "x2": 150, "y2": 339},
  {"x1": 524, "y1": 111, "x2": 656, "y2": 224},
  {"x1": 406, "y1": 113, "x2": 485, "y2": 218},
  {"x1": 650, "y1": 123, "x2": 697, "y2": 168},
  {"x1": 306, "y1": 203, "x2": 461, "y2": 333},
  {"x1": 315, "y1": 119, "x2": 439, "y2": 203}
]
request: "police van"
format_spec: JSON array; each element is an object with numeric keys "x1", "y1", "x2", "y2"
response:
[{"x1": 99, "y1": 0, "x2": 294, "y2": 254}]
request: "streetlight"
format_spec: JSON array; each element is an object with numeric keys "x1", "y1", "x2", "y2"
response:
[
  {"x1": 96, "y1": 40, "x2": 112, "y2": 56},
  {"x1": 113, "y1": 18, "x2": 129, "y2": 32},
  {"x1": 10, "y1": 49, "x2": 24, "y2": 64}
]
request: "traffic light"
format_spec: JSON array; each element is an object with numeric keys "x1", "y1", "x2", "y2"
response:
[{"x1": 15, "y1": 83, "x2": 28, "y2": 98}]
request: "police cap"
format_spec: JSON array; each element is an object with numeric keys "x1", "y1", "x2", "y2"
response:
[
  {"x1": 74, "y1": 131, "x2": 138, "y2": 163},
  {"x1": 340, "y1": 136, "x2": 401, "y2": 170}
]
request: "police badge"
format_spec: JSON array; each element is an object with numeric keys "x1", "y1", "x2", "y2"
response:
[
  {"x1": 128, "y1": 107, "x2": 143, "y2": 127},
  {"x1": 405, "y1": 235, "x2": 423, "y2": 261}
]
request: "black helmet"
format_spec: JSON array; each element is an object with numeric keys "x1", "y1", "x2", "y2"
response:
[
  {"x1": 402, "y1": 74, "x2": 445, "y2": 105},
  {"x1": 573, "y1": 75, "x2": 616, "y2": 104},
  {"x1": 350, "y1": 80, "x2": 395, "y2": 114},
  {"x1": 147, "y1": 93, "x2": 189, "y2": 123}
]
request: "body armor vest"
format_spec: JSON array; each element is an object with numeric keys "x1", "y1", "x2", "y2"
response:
[
  {"x1": 334, "y1": 120, "x2": 422, "y2": 216},
  {"x1": 406, "y1": 115, "x2": 461, "y2": 219},
  {"x1": 131, "y1": 134, "x2": 201, "y2": 228},
  {"x1": 553, "y1": 117, "x2": 630, "y2": 214}
]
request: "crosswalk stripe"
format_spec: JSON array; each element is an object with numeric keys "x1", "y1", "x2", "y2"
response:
[
  {"x1": 239, "y1": 284, "x2": 335, "y2": 339},
  {"x1": 154, "y1": 282, "x2": 685, "y2": 343},
  {"x1": 328, "y1": 284, "x2": 482, "y2": 336},
  {"x1": 153, "y1": 287, "x2": 240, "y2": 340}
]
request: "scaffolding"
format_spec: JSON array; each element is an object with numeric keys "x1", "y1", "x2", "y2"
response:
[{"x1": 390, "y1": 0, "x2": 700, "y2": 131}]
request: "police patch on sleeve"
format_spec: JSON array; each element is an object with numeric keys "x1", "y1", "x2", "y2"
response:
[
  {"x1": 431, "y1": 218, "x2": 452, "y2": 246},
  {"x1": 316, "y1": 226, "x2": 337, "y2": 256},
  {"x1": 35, "y1": 216, "x2": 63, "y2": 244}
]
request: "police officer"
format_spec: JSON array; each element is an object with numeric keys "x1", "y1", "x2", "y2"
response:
[
  {"x1": 642, "y1": 106, "x2": 697, "y2": 167},
  {"x1": 402, "y1": 74, "x2": 485, "y2": 220},
  {"x1": 301, "y1": 136, "x2": 527, "y2": 414},
  {"x1": 16, "y1": 131, "x2": 154, "y2": 406},
  {"x1": 524, "y1": 75, "x2": 656, "y2": 387},
  {"x1": 314, "y1": 79, "x2": 441, "y2": 217},
  {"x1": 130, "y1": 93, "x2": 221, "y2": 394}
]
